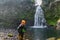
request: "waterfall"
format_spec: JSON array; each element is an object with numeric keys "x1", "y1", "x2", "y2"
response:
[
  {"x1": 32, "y1": 0, "x2": 47, "y2": 40},
  {"x1": 33, "y1": 0, "x2": 47, "y2": 28},
  {"x1": 34, "y1": 6, "x2": 47, "y2": 28},
  {"x1": 35, "y1": 0, "x2": 42, "y2": 6}
]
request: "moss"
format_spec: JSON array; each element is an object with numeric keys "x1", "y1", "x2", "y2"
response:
[
  {"x1": 8, "y1": 33, "x2": 13, "y2": 37},
  {"x1": 44, "y1": 2, "x2": 60, "y2": 26},
  {"x1": 47, "y1": 20, "x2": 57, "y2": 25}
]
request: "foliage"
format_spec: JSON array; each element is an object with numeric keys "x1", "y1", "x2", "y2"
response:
[{"x1": 44, "y1": 1, "x2": 60, "y2": 25}]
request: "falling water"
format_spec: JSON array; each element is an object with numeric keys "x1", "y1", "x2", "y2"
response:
[
  {"x1": 34, "y1": 6, "x2": 47, "y2": 28},
  {"x1": 32, "y1": 0, "x2": 47, "y2": 40},
  {"x1": 33, "y1": 0, "x2": 47, "y2": 28}
]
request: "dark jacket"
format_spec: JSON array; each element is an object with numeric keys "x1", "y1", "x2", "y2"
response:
[{"x1": 17, "y1": 24, "x2": 26, "y2": 34}]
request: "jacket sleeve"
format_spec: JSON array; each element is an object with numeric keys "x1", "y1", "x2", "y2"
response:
[{"x1": 17, "y1": 24, "x2": 22, "y2": 29}]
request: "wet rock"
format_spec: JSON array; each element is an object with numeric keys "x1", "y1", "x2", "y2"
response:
[{"x1": 56, "y1": 19, "x2": 60, "y2": 30}]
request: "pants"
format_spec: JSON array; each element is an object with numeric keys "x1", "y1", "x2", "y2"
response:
[{"x1": 18, "y1": 33, "x2": 24, "y2": 40}]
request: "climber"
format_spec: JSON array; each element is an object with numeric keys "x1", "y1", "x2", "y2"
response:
[{"x1": 17, "y1": 20, "x2": 26, "y2": 40}]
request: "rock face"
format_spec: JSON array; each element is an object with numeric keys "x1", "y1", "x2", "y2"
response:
[
  {"x1": 0, "y1": 0, "x2": 34, "y2": 28},
  {"x1": 42, "y1": 0, "x2": 60, "y2": 25}
]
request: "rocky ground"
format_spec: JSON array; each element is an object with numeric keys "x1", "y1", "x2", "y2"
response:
[
  {"x1": 0, "y1": 28, "x2": 31, "y2": 40},
  {"x1": 0, "y1": 28, "x2": 18, "y2": 40},
  {"x1": 1, "y1": 28, "x2": 59, "y2": 40}
]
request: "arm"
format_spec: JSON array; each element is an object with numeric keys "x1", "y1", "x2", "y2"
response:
[{"x1": 17, "y1": 24, "x2": 22, "y2": 29}]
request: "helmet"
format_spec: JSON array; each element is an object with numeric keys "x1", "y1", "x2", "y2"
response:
[{"x1": 21, "y1": 20, "x2": 26, "y2": 25}]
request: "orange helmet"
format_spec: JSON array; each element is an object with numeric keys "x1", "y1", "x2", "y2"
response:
[{"x1": 21, "y1": 20, "x2": 26, "y2": 25}]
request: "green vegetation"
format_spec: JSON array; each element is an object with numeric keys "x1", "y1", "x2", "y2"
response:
[
  {"x1": 31, "y1": 0, "x2": 60, "y2": 26},
  {"x1": 44, "y1": 1, "x2": 60, "y2": 25}
]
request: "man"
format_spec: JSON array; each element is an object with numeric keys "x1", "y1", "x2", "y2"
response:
[{"x1": 17, "y1": 20, "x2": 26, "y2": 40}]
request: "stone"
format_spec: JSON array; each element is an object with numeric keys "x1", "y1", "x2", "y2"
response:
[{"x1": 56, "y1": 19, "x2": 60, "y2": 30}]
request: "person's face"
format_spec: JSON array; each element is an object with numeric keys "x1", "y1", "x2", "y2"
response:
[{"x1": 21, "y1": 22, "x2": 26, "y2": 25}]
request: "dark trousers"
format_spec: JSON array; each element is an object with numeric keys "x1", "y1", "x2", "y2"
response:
[{"x1": 18, "y1": 33, "x2": 24, "y2": 40}]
